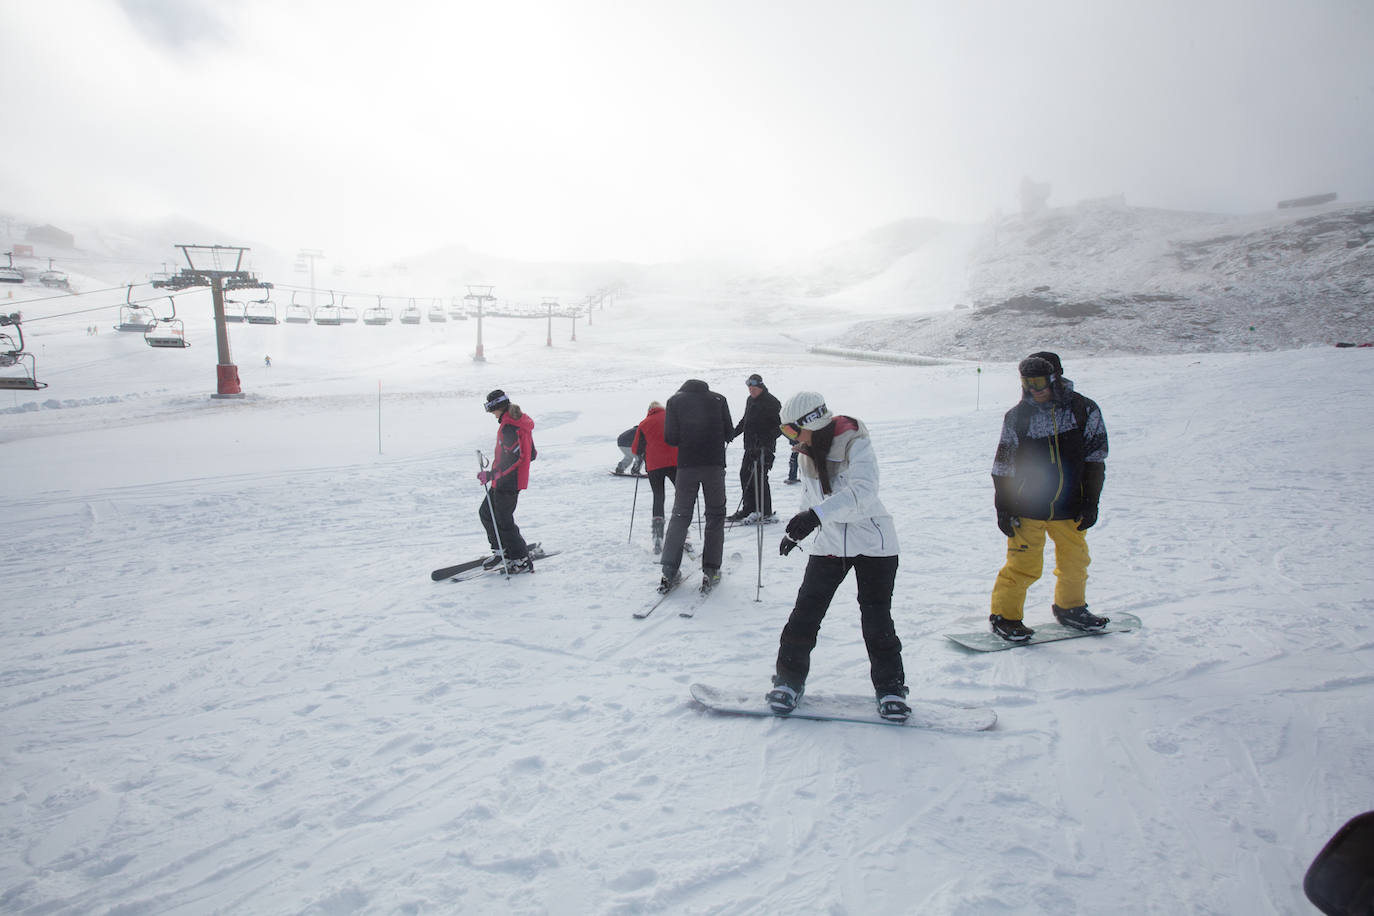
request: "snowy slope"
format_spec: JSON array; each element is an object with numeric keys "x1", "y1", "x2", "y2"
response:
[
  {"x1": 2, "y1": 261, "x2": 1373, "y2": 914},
  {"x1": 836, "y1": 200, "x2": 1374, "y2": 359}
]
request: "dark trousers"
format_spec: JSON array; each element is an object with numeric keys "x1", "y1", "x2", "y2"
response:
[
  {"x1": 775, "y1": 554, "x2": 904, "y2": 694},
  {"x1": 648, "y1": 466, "x2": 677, "y2": 519},
  {"x1": 787, "y1": 450, "x2": 799, "y2": 482},
  {"x1": 479, "y1": 488, "x2": 527, "y2": 559},
  {"x1": 739, "y1": 449, "x2": 775, "y2": 515},
  {"x1": 661, "y1": 465, "x2": 726, "y2": 575}
]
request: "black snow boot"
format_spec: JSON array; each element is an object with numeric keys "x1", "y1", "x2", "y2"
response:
[
  {"x1": 766, "y1": 682, "x2": 803, "y2": 715},
  {"x1": 1053, "y1": 604, "x2": 1109, "y2": 632},
  {"x1": 990, "y1": 614, "x2": 1035, "y2": 642}
]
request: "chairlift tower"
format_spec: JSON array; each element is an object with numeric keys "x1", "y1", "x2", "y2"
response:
[
  {"x1": 167, "y1": 244, "x2": 261, "y2": 399},
  {"x1": 542, "y1": 297, "x2": 558, "y2": 347},
  {"x1": 465, "y1": 285, "x2": 496, "y2": 361}
]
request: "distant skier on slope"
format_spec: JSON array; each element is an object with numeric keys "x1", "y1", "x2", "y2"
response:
[
  {"x1": 988, "y1": 352, "x2": 1109, "y2": 641},
  {"x1": 478, "y1": 389, "x2": 536, "y2": 574}
]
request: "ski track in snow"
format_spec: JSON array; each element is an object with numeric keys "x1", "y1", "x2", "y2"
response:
[{"x1": 2, "y1": 285, "x2": 1373, "y2": 914}]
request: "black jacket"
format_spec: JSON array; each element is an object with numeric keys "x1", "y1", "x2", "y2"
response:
[
  {"x1": 664, "y1": 379, "x2": 734, "y2": 468},
  {"x1": 732, "y1": 386, "x2": 782, "y2": 454},
  {"x1": 991, "y1": 378, "x2": 1107, "y2": 521}
]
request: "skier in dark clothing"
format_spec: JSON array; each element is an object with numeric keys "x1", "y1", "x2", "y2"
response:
[
  {"x1": 613, "y1": 426, "x2": 643, "y2": 476},
  {"x1": 659, "y1": 379, "x2": 733, "y2": 593},
  {"x1": 478, "y1": 389, "x2": 536, "y2": 574},
  {"x1": 727, "y1": 373, "x2": 782, "y2": 521},
  {"x1": 988, "y1": 354, "x2": 1109, "y2": 640}
]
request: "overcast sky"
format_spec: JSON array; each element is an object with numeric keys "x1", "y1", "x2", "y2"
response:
[{"x1": 3, "y1": 0, "x2": 1371, "y2": 264}]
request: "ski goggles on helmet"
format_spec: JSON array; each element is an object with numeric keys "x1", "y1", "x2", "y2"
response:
[
  {"x1": 780, "y1": 403, "x2": 828, "y2": 439},
  {"x1": 1021, "y1": 375, "x2": 1052, "y2": 392}
]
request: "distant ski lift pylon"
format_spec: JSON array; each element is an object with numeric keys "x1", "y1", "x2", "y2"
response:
[
  {"x1": 115, "y1": 284, "x2": 157, "y2": 332},
  {"x1": 144, "y1": 296, "x2": 190, "y2": 349},
  {"x1": 284, "y1": 291, "x2": 312, "y2": 324},
  {"x1": 1, "y1": 252, "x2": 24, "y2": 284},
  {"x1": 0, "y1": 313, "x2": 47, "y2": 389},
  {"x1": 363, "y1": 296, "x2": 392, "y2": 325},
  {"x1": 400, "y1": 298, "x2": 422, "y2": 325},
  {"x1": 313, "y1": 290, "x2": 342, "y2": 326}
]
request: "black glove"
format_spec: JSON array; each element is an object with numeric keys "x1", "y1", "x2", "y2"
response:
[
  {"x1": 785, "y1": 509, "x2": 820, "y2": 541},
  {"x1": 1078, "y1": 463, "x2": 1104, "y2": 531},
  {"x1": 779, "y1": 509, "x2": 820, "y2": 557},
  {"x1": 997, "y1": 512, "x2": 1020, "y2": 539}
]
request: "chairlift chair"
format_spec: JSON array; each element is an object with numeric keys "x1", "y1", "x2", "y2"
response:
[
  {"x1": 223, "y1": 297, "x2": 247, "y2": 323},
  {"x1": 1, "y1": 252, "x2": 24, "y2": 285},
  {"x1": 39, "y1": 258, "x2": 70, "y2": 290},
  {"x1": 144, "y1": 297, "x2": 190, "y2": 349},
  {"x1": 427, "y1": 298, "x2": 447, "y2": 322},
  {"x1": 245, "y1": 291, "x2": 279, "y2": 325},
  {"x1": 115, "y1": 285, "x2": 157, "y2": 332},
  {"x1": 338, "y1": 294, "x2": 359, "y2": 324},
  {"x1": 284, "y1": 291, "x2": 312, "y2": 324},
  {"x1": 400, "y1": 298, "x2": 422, "y2": 325},
  {"x1": 363, "y1": 296, "x2": 392, "y2": 326},
  {"x1": 313, "y1": 291, "x2": 342, "y2": 326},
  {"x1": 447, "y1": 296, "x2": 469, "y2": 320},
  {"x1": 0, "y1": 313, "x2": 47, "y2": 389}
]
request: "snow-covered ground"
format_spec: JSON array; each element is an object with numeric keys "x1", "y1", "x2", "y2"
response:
[{"x1": 3, "y1": 272, "x2": 1372, "y2": 914}]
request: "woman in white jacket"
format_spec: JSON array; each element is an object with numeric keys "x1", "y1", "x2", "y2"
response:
[{"x1": 769, "y1": 391, "x2": 910, "y2": 722}]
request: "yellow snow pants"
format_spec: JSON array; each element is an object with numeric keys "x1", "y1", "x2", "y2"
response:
[{"x1": 990, "y1": 518, "x2": 1090, "y2": 620}]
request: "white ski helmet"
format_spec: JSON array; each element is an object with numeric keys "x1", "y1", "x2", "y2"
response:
[{"x1": 782, "y1": 391, "x2": 831, "y2": 431}]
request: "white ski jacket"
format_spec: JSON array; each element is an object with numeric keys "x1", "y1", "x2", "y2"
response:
[{"x1": 792, "y1": 417, "x2": 899, "y2": 558}]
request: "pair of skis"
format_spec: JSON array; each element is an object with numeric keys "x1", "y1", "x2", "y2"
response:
[
  {"x1": 430, "y1": 543, "x2": 556, "y2": 582},
  {"x1": 634, "y1": 572, "x2": 721, "y2": 619}
]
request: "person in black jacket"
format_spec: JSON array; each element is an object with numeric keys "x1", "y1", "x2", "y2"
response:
[
  {"x1": 988, "y1": 354, "x2": 1109, "y2": 641},
  {"x1": 727, "y1": 373, "x2": 782, "y2": 521},
  {"x1": 659, "y1": 378, "x2": 734, "y2": 593}
]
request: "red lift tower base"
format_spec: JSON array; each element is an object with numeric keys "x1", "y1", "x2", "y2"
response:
[{"x1": 212, "y1": 363, "x2": 243, "y2": 399}]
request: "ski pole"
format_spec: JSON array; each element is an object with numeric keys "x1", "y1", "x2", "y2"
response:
[
  {"x1": 755, "y1": 450, "x2": 765, "y2": 602},
  {"x1": 477, "y1": 449, "x2": 509, "y2": 580},
  {"x1": 628, "y1": 472, "x2": 640, "y2": 544}
]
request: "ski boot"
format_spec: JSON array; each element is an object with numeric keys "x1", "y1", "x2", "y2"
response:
[
  {"x1": 652, "y1": 517, "x2": 664, "y2": 555},
  {"x1": 505, "y1": 555, "x2": 535, "y2": 575},
  {"x1": 990, "y1": 614, "x2": 1035, "y2": 642},
  {"x1": 658, "y1": 569, "x2": 682, "y2": 594},
  {"x1": 482, "y1": 551, "x2": 505, "y2": 571},
  {"x1": 700, "y1": 567, "x2": 721, "y2": 594},
  {"x1": 1053, "y1": 604, "x2": 1109, "y2": 632}
]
